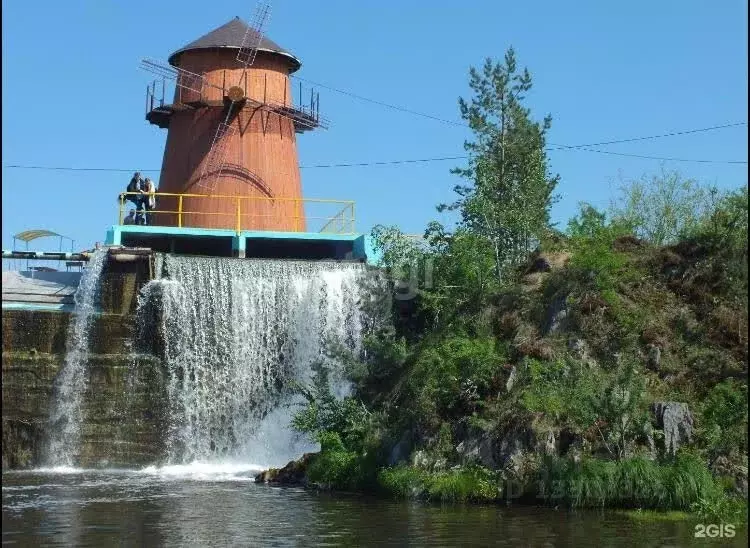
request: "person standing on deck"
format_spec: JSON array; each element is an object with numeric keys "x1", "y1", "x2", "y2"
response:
[
  {"x1": 126, "y1": 172, "x2": 143, "y2": 206},
  {"x1": 123, "y1": 209, "x2": 137, "y2": 225},
  {"x1": 143, "y1": 178, "x2": 157, "y2": 225}
]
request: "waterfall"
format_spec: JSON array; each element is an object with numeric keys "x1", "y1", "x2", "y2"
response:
[
  {"x1": 44, "y1": 248, "x2": 108, "y2": 466},
  {"x1": 141, "y1": 255, "x2": 369, "y2": 465}
]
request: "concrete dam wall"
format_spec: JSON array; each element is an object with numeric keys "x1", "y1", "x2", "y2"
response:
[{"x1": 2, "y1": 253, "x2": 166, "y2": 468}]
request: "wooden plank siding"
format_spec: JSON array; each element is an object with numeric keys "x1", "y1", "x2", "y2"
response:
[{"x1": 154, "y1": 50, "x2": 306, "y2": 232}]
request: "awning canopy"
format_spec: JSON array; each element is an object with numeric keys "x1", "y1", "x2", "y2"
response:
[{"x1": 13, "y1": 230, "x2": 72, "y2": 243}]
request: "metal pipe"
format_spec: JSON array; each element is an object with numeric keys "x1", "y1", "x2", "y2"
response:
[{"x1": 1, "y1": 251, "x2": 89, "y2": 261}]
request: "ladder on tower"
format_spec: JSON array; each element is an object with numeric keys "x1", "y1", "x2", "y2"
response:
[
  {"x1": 197, "y1": 121, "x2": 238, "y2": 189},
  {"x1": 237, "y1": 2, "x2": 271, "y2": 66}
]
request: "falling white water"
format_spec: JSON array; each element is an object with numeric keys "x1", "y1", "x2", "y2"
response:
[
  {"x1": 142, "y1": 255, "x2": 369, "y2": 466},
  {"x1": 45, "y1": 249, "x2": 108, "y2": 466}
]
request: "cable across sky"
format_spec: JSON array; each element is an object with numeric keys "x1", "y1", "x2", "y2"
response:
[{"x1": 292, "y1": 75, "x2": 747, "y2": 149}]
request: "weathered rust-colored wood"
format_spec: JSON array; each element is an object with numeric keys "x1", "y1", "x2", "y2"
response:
[{"x1": 155, "y1": 49, "x2": 306, "y2": 231}]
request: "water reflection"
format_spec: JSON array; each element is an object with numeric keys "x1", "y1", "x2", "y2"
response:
[{"x1": 3, "y1": 470, "x2": 747, "y2": 547}]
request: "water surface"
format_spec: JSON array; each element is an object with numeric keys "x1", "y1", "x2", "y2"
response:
[{"x1": 3, "y1": 467, "x2": 745, "y2": 546}]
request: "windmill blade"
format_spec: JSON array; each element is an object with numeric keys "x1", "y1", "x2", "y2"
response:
[
  {"x1": 236, "y1": 1, "x2": 272, "y2": 68},
  {"x1": 140, "y1": 58, "x2": 223, "y2": 96}
]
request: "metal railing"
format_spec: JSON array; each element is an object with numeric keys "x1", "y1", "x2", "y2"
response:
[{"x1": 116, "y1": 192, "x2": 356, "y2": 234}]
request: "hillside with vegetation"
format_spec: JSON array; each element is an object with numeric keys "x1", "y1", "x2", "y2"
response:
[{"x1": 260, "y1": 49, "x2": 749, "y2": 521}]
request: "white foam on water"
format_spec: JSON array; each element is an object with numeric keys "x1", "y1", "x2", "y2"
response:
[{"x1": 137, "y1": 462, "x2": 265, "y2": 482}]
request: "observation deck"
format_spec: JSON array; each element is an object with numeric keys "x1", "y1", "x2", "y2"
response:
[
  {"x1": 107, "y1": 192, "x2": 376, "y2": 261},
  {"x1": 144, "y1": 77, "x2": 326, "y2": 133}
]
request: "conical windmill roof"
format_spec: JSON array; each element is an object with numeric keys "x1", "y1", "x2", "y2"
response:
[{"x1": 168, "y1": 16, "x2": 301, "y2": 72}]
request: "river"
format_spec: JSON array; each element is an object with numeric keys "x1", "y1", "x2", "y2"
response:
[{"x1": 3, "y1": 467, "x2": 745, "y2": 546}]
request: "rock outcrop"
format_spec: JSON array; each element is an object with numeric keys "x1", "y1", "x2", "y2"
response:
[
  {"x1": 254, "y1": 453, "x2": 317, "y2": 486},
  {"x1": 651, "y1": 401, "x2": 694, "y2": 455}
]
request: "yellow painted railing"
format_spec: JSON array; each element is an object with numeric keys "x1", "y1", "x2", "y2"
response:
[{"x1": 117, "y1": 192, "x2": 356, "y2": 234}]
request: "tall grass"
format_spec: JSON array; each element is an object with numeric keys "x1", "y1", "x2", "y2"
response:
[
  {"x1": 378, "y1": 465, "x2": 501, "y2": 503},
  {"x1": 538, "y1": 453, "x2": 722, "y2": 510}
]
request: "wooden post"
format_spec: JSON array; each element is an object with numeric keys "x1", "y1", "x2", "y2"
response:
[{"x1": 178, "y1": 195, "x2": 183, "y2": 227}]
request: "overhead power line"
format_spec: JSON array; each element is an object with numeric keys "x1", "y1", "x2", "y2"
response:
[
  {"x1": 2, "y1": 120, "x2": 747, "y2": 175},
  {"x1": 4, "y1": 147, "x2": 747, "y2": 175},
  {"x1": 292, "y1": 75, "x2": 468, "y2": 128},
  {"x1": 555, "y1": 122, "x2": 748, "y2": 150},
  {"x1": 293, "y1": 75, "x2": 747, "y2": 149}
]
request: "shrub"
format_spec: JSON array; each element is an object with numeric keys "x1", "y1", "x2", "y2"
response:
[
  {"x1": 306, "y1": 431, "x2": 380, "y2": 491},
  {"x1": 609, "y1": 169, "x2": 712, "y2": 246},
  {"x1": 409, "y1": 335, "x2": 507, "y2": 425},
  {"x1": 700, "y1": 380, "x2": 748, "y2": 458},
  {"x1": 566, "y1": 203, "x2": 635, "y2": 293}
]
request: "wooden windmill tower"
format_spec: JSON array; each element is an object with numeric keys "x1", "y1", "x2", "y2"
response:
[{"x1": 142, "y1": 2, "x2": 327, "y2": 231}]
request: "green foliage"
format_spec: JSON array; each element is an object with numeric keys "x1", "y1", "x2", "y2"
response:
[
  {"x1": 422, "y1": 224, "x2": 499, "y2": 319},
  {"x1": 699, "y1": 380, "x2": 749, "y2": 457},
  {"x1": 407, "y1": 336, "x2": 507, "y2": 427},
  {"x1": 518, "y1": 356, "x2": 648, "y2": 459},
  {"x1": 440, "y1": 48, "x2": 559, "y2": 280},
  {"x1": 610, "y1": 169, "x2": 712, "y2": 246},
  {"x1": 377, "y1": 465, "x2": 429, "y2": 498},
  {"x1": 566, "y1": 203, "x2": 633, "y2": 293},
  {"x1": 539, "y1": 452, "x2": 722, "y2": 510},
  {"x1": 291, "y1": 360, "x2": 385, "y2": 492},
  {"x1": 691, "y1": 494, "x2": 749, "y2": 523},
  {"x1": 686, "y1": 186, "x2": 748, "y2": 302},
  {"x1": 594, "y1": 358, "x2": 650, "y2": 460},
  {"x1": 370, "y1": 224, "x2": 426, "y2": 274},
  {"x1": 378, "y1": 465, "x2": 500, "y2": 502},
  {"x1": 305, "y1": 432, "x2": 381, "y2": 491},
  {"x1": 292, "y1": 362, "x2": 374, "y2": 453},
  {"x1": 520, "y1": 358, "x2": 600, "y2": 430}
]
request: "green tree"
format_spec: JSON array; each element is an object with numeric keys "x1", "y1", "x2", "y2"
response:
[
  {"x1": 440, "y1": 47, "x2": 559, "y2": 280},
  {"x1": 609, "y1": 168, "x2": 711, "y2": 245}
]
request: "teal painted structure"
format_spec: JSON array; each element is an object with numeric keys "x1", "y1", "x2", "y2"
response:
[{"x1": 105, "y1": 225, "x2": 382, "y2": 264}]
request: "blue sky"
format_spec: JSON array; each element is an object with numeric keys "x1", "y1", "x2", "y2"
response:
[{"x1": 2, "y1": 0, "x2": 747, "y2": 252}]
